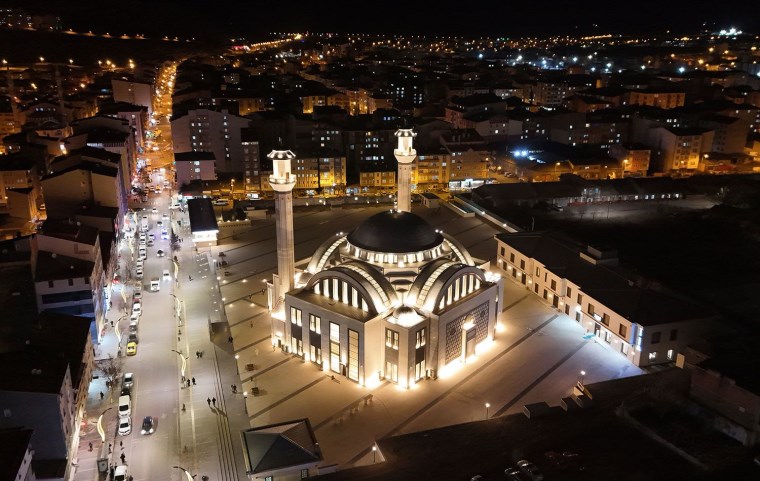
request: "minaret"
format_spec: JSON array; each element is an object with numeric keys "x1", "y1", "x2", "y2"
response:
[
  {"x1": 394, "y1": 128, "x2": 417, "y2": 213},
  {"x1": 267, "y1": 148, "x2": 297, "y2": 304}
]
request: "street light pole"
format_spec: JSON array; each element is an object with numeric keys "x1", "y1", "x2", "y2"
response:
[
  {"x1": 372, "y1": 445, "x2": 377, "y2": 463},
  {"x1": 114, "y1": 314, "x2": 127, "y2": 344},
  {"x1": 173, "y1": 466, "x2": 194, "y2": 481},
  {"x1": 485, "y1": 402, "x2": 490, "y2": 419},
  {"x1": 171, "y1": 350, "x2": 188, "y2": 378},
  {"x1": 97, "y1": 407, "x2": 113, "y2": 443}
]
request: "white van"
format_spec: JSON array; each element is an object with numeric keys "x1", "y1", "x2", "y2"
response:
[
  {"x1": 118, "y1": 395, "x2": 131, "y2": 418},
  {"x1": 150, "y1": 278, "x2": 160, "y2": 292}
]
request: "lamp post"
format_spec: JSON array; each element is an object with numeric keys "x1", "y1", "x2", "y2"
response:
[
  {"x1": 485, "y1": 402, "x2": 490, "y2": 419},
  {"x1": 171, "y1": 350, "x2": 188, "y2": 378},
  {"x1": 114, "y1": 314, "x2": 127, "y2": 344},
  {"x1": 580, "y1": 370, "x2": 586, "y2": 386},
  {"x1": 235, "y1": 354, "x2": 240, "y2": 374},
  {"x1": 170, "y1": 294, "x2": 182, "y2": 322},
  {"x1": 97, "y1": 407, "x2": 113, "y2": 442},
  {"x1": 172, "y1": 466, "x2": 194, "y2": 481},
  {"x1": 555, "y1": 161, "x2": 561, "y2": 180},
  {"x1": 372, "y1": 445, "x2": 377, "y2": 463}
]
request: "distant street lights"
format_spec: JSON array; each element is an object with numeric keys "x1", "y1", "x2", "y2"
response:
[
  {"x1": 97, "y1": 407, "x2": 113, "y2": 442},
  {"x1": 485, "y1": 402, "x2": 490, "y2": 419}
]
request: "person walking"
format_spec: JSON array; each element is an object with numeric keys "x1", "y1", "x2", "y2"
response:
[
  {"x1": 108, "y1": 443, "x2": 112, "y2": 454},
  {"x1": 120, "y1": 453, "x2": 126, "y2": 464},
  {"x1": 196, "y1": 351, "x2": 200, "y2": 359},
  {"x1": 192, "y1": 377, "x2": 196, "y2": 385},
  {"x1": 88, "y1": 442, "x2": 93, "y2": 452},
  {"x1": 119, "y1": 440, "x2": 123, "y2": 449},
  {"x1": 212, "y1": 397, "x2": 216, "y2": 407},
  {"x1": 207, "y1": 397, "x2": 211, "y2": 406},
  {"x1": 186, "y1": 379, "x2": 191, "y2": 388},
  {"x1": 100, "y1": 391, "x2": 104, "y2": 400}
]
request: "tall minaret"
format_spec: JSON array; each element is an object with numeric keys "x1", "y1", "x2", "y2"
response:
[
  {"x1": 394, "y1": 128, "x2": 417, "y2": 213},
  {"x1": 267, "y1": 148, "x2": 297, "y2": 303}
]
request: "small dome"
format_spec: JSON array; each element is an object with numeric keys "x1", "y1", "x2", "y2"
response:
[
  {"x1": 347, "y1": 211, "x2": 442, "y2": 253},
  {"x1": 392, "y1": 305, "x2": 424, "y2": 327}
]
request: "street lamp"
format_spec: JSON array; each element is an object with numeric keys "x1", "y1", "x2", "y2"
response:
[
  {"x1": 97, "y1": 407, "x2": 113, "y2": 442},
  {"x1": 170, "y1": 294, "x2": 182, "y2": 320},
  {"x1": 172, "y1": 466, "x2": 194, "y2": 481},
  {"x1": 114, "y1": 314, "x2": 127, "y2": 344},
  {"x1": 235, "y1": 354, "x2": 240, "y2": 374},
  {"x1": 580, "y1": 370, "x2": 586, "y2": 386},
  {"x1": 372, "y1": 445, "x2": 377, "y2": 463},
  {"x1": 171, "y1": 350, "x2": 188, "y2": 378},
  {"x1": 485, "y1": 402, "x2": 490, "y2": 419}
]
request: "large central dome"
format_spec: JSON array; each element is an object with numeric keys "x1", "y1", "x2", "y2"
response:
[{"x1": 347, "y1": 211, "x2": 443, "y2": 253}]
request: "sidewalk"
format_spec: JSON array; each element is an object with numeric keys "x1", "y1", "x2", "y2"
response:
[
  {"x1": 73, "y1": 242, "x2": 134, "y2": 481},
  {"x1": 173, "y1": 215, "x2": 250, "y2": 481}
]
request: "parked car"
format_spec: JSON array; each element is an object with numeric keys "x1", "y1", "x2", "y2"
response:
[
  {"x1": 161, "y1": 230, "x2": 169, "y2": 240},
  {"x1": 128, "y1": 323, "x2": 138, "y2": 335},
  {"x1": 118, "y1": 395, "x2": 131, "y2": 418},
  {"x1": 147, "y1": 239, "x2": 154, "y2": 247},
  {"x1": 128, "y1": 333, "x2": 139, "y2": 344},
  {"x1": 118, "y1": 417, "x2": 132, "y2": 436},
  {"x1": 517, "y1": 460, "x2": 543, "y2": 481},
  {"x1": 133, "y1": 291, "x2": 142, "y2": 301},
  {"x1": 148, "y1": 233, "x2": 155, "y2": 240},
  {"x1": 151, "y1": 208, "x2": 158, "y2": 214},
  {"x1": 504, "y1": 468, "x2": 526, "y2": 481},
  {"x1": 114, "y1": 465, "x2": 128, "y2": 481},
  {"x1": 157, "y1": 249, "x2": 165, "y2": 257},
  {"x1": 141, "y1": 416, "x2": 156, "y2": 435},
  {"x1": 123, "y1": 372, "x2": 134, "y2": 389},
  {"x1": 132, "y1": 302, "x2": 142, "y2": 315},
  {"x1": 162, "y1": 269, "x2": 171, "y2": 280}
]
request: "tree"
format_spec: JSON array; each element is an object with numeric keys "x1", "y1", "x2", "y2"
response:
[{"x1": 100, "y1": 355, "x2": 123, "y2": 390}]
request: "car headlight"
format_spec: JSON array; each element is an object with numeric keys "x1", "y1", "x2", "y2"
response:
[
  {"x1": 150, "y1": 428, "x2": 154, "y2": 433},
  {"x1": 141, "y1": 429, "x2": 146, "y2": 434}
]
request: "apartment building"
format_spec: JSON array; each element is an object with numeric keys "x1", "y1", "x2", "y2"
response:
[
  {"x1": 0, "y1": 154, "x2": 40, "y2": 208},
  {"x1": 174, "y1": 151, "x2": 216, "y2": 186},
  {"x1": 495, "y1": 231, "x2": 714, "y2": 368},
  {"x1": 171, "y1": 108, "x2": 250, "y2": 174},
  {"x1": 111, "y1": 78, "x2": 154, "y2": 113},
  {"x1": 413, "y1": 147, "x2": 451, "y2": 191},
  {"x1": 648, "y1": 126, "x2": 714, "y2": 172},
  {"x1": 609, "y1": 143, "x2": 651, "y2": 177},
  {"x1": 627, "y1": 88, "x2": 686, "y2": 109}
]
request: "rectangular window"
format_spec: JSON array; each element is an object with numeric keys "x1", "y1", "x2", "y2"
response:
[
  {"x1": 651, "y1": 332, "x2": 661, "y2": 344},
  {"x1": 577, "y1": 294, "x2": 583, "y2": 305},
  {"x1": 648, "y1": 351, "x2": 657, "y2": 361},
  {"x1": 290, "y1": 307, "x2": 302, "y2": 326},
  {"x1": 520, "y1": 260, "x2": 525, "y2": 270},
  {"x1": 415, "y1": 328, "x2": 426, "y2": 348},
  {"x1": 329, "y1": 322, "x2": 340, "y2": 373},
  {"x1": 500, "y1": 247, "x2": 505, "y2": 257},
  {"x1": 669, "y1": 329, "x2": 678, "y2": 341},
  {"x1": 535, "y1": 267, "x2": 540, "y2": 276},
  {"x1": 667, "y1": 349, "x2": 674, "y2": 360},
  {"x1": 588, "y1": 303, "x2": 595, "y2": 316},
  {"x1": 602, "y1": 314, "x2": 610, "y2": 326},
  {"x1": 84, "y1": 277, "x2": 90, "y2": 285},
  {"x1": 509, "y1": 253, "x2": 515, "y2": 263},
  {"x1": 619, "y1": 324, "x2": 628, "y2": 338},
  {"x1": 604, "y1": 331, "x2": 612, "y2": 343},
  {"x1": 48, "y1": 280, "x2": 54, "y2": 288},
  {"x1": 348, "y1": 329, "x2": 359, "y2": 381},
  {"x1": 550, "y1": 280, "x2": 557, "y2": 291},
  {"x1": 385, "y1": 361, "x2": 398, "y2": 382},
  {"x1": 385, "y1": 329, "x2": 399, "y2": 350},
  {"x1": 309, "y1": 314, "x2": 320, "y2": 333},
  {"x1": 566, "y1": 287, "x2": 572, "y2": 297}
]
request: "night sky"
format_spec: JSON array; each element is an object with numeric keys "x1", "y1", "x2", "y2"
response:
[{"x1": 1, "y1": 0, "x2": 757, "y2": 38}]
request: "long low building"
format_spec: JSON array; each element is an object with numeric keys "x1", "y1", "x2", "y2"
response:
[{"x1": 494, "y1": 231, "x2": 715, "y2": 367}]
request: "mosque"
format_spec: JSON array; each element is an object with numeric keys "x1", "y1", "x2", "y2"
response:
[{"x1": 267, "y1": 129, "x2": 504, "y2": 388}]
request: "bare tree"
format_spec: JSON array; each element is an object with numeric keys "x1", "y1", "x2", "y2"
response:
[{"x1": 100, "y1": 355, "x2": 123, "y2": 390}]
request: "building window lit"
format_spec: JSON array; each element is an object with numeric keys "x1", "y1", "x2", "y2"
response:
[
  {"x1": 385, "y1": 329, "x2": 399, "y2": 350},
  {"x1": 290, "y1": 307, "x2": 302, "y2": 326}
]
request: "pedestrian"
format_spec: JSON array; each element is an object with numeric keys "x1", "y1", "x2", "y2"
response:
[
  {"x1": 189, "y1": 275, "x2": 192, "y2": 281},
  {"x1": 108, "y1": 443, "x2": 112, "y2": 454},
  {"x1": 110, "y1": 320, "x2": 114, "y2": 327},
  {"x1": 207, "y1": 397, "x2": 211, "y2": 406},
  {"x1": 232, "y1": 385, "x2": 237, "y2": 393},
  {"x1": 88, "y1": 442, "x2": 93, "y2": 452},
  {"x1": 120, "y1": 453, "x2": 126, "y2": 464},
  {"x1": 187, "y1": 379, "x2": 191, "y2": 388},
  {"x1": 119, "y1": 440, "x2": 123, "y2": 449},
  {"x1": 212, "y1": 397, "x2": 216, "y2": 407},
  {"x1": 192, "y1": 377, "x2": 196, "y2": 385},
  {"x1": 182, "y1": 403, "x2": 186, "y2": 412},
  {"x1": 100, "y1": 391, "x2": 104, "y2": 400},
  {"x1": 196, "y1": 351, "x2": 200, "y2": 359},
  {"x1": 181, "y1": 375, "x2": 185, "y2": 383},
  {"x1": 199, "y1": 351, "x2": 203, "y2": 358}
]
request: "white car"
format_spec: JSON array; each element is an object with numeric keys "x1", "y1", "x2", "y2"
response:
[
  {"x1": 130, "y1": 312, "x2": 140, "y2": 324},
  {"x1": 132, "y1": 302, "x2": 142, "y2": 315},
  {"x1": 162, "y1": 269, "x2": 171, "y2": 281},
  {"x1": 136, "y1": 258, "x2": 144, "y2": 268},
  {"x1": 162, "y1": 213, "x2": 169, "y2": 220},
  {"x1": 151, "y1": 208, "x2": 158, "y2": 214},
  {"x1": 161, "y1": 230, "x2": 169, "y2": 240},
  {"x1": 135, "y1": 267, "x2": 143, "y2": 279},
  {"x1": 123, "y1": 372, "x2": 134, "y2": 389},
  {"x1": 148, "y1": 233, "x2": 155, "y2": 240},
  {"x1": 118, "y1": 417, "x2": 132, "y2": 436},
  {"x1": 133, "y1": 291, "x2": 142, "y2": 301},
  {"x1": 118, "y1": 395, "x2": 131, "y2": 418},
  {"x1": 114, "y1": 465, "x2": 128, "y2": 481}
]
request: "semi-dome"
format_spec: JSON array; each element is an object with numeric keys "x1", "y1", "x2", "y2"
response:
[{"x1": 347, "y1": 211, "x2": 443, "y2": 254}]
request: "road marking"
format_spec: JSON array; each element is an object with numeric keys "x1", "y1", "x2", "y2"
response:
[
  {"x1": 344, "y1": 314, "x2": 559, "y2": 466},
  {"x1": 491, "y1": 340, "x2": 586, "y2": 417},
  {"x1": 249, "y1": 376, "x2": 326, "y2": 419},
  {"x1": 502, "y1": 293, "x2": 529, "y2": 312}
]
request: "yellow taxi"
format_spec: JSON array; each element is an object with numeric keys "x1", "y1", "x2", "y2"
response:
[{"x1": 126, "y1": 341, "x2": 137, "y2": 356}]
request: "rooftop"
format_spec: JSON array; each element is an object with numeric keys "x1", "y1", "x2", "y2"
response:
[{"x1": 187, "y1": 198, "x2": 219, "y2": 233}]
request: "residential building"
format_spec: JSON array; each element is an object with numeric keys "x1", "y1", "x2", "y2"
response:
[
  {"x1": 413, "y1": 147, "x2": 451, "y2": 191},
  {"x1": 627, "y1": 87, "x2": 686, "y2": 109},
  {"x1": 648, "y1": 126, "x2": 714, "y2": 172},
  {"x1": 609, "y1": 143, "x2": 651, "y2": 177},
  {"x1": 41, "y1": 161, "x2": 123, "y2": 222},
  {"x1": 188, "y1": 198, "x2": 219, "y2": 247},
  {"x1": 0, "y1": 428, "x2": 35, "y2": 481},
  {"x1": 174, "y1": 151, "x2": 216, "y2": 186},
  {"x1": 98, "y1": 102, "x2": 148, "y2": 149},
  {"x1": 241, "y1": 419, "x2": 322, "y2": 480},
  {"x1": 171, "y1": 108, "x2": 250, "y2": 174},
  {"x1": 0, "y1": 154, "x2": 40, "y2": 208},
  {"x1": 0, "y1": 352, "x2": 77, "y2": 481},
  {"x1": 359, "y1": 170, "x2": 396, "y2": 191},
  {"x1": 494, "y1": 231, "x2": 714, "y2": 367},
  {"x1": 240, "y1": 129, "x2": 262, "y2": 193},
  {"x1": 111, "y1": 78, "x2": 154, "y2": 113}
]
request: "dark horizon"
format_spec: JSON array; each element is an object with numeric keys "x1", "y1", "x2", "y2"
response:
[{"x1": 1, "y1": 0, "x2": 757, "y2": 39}]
